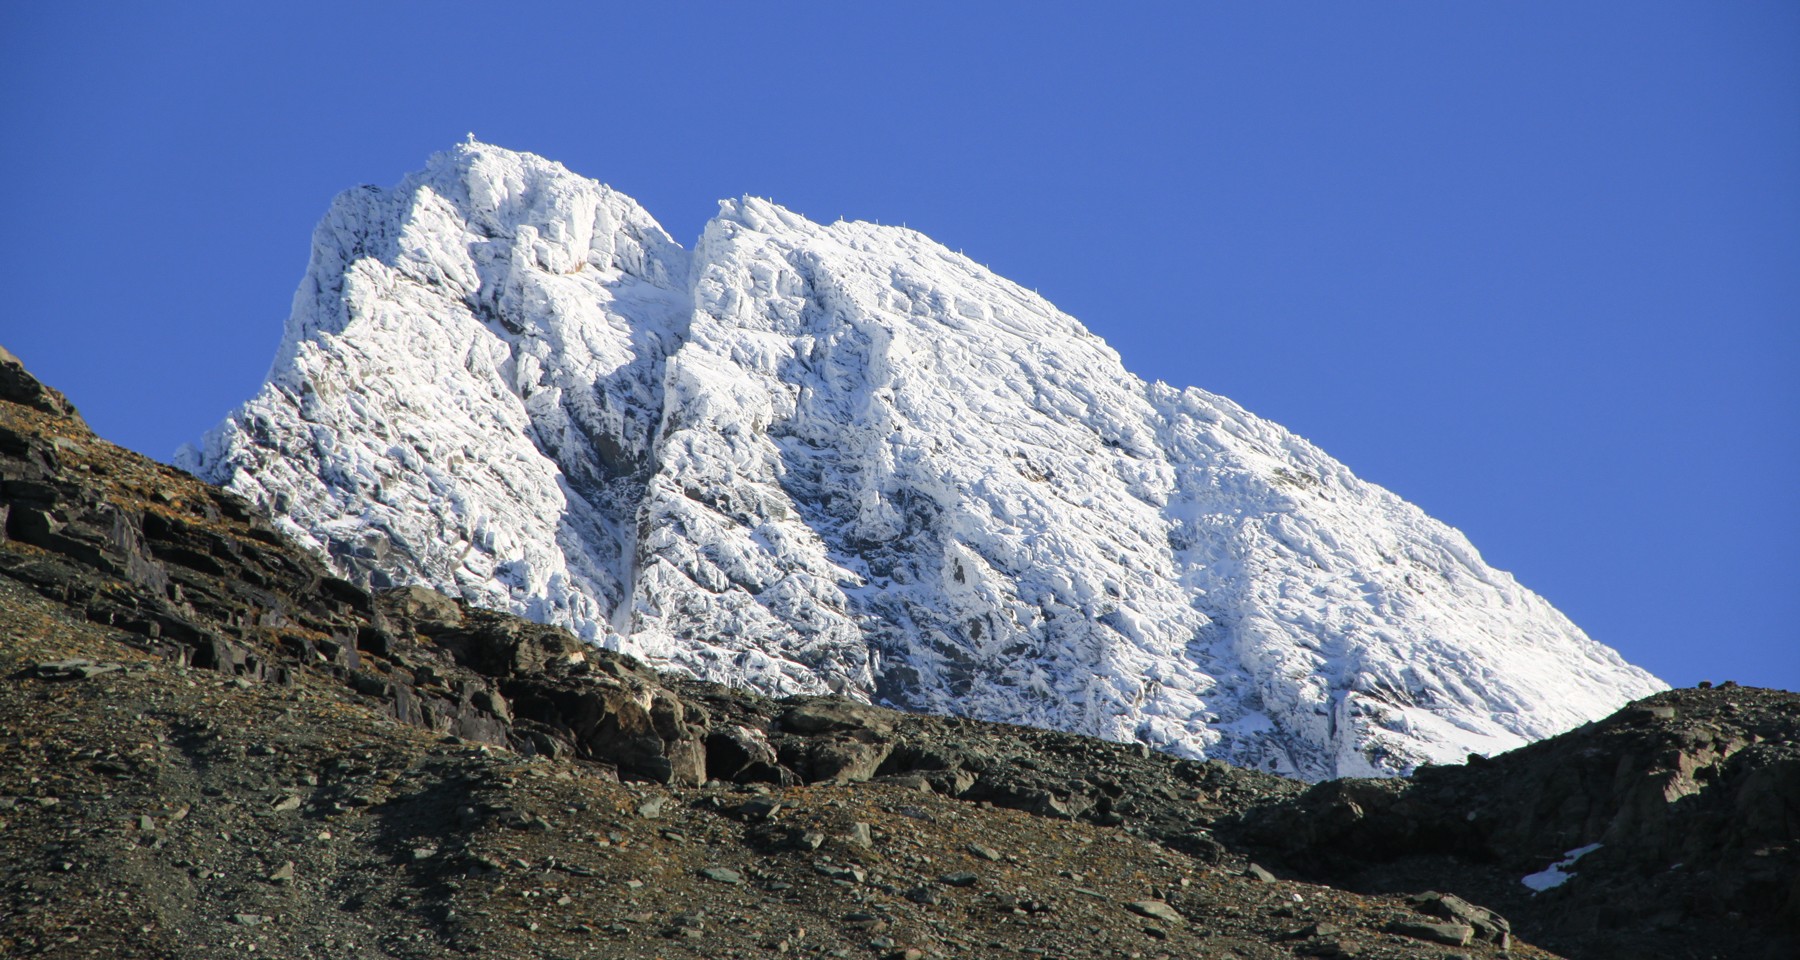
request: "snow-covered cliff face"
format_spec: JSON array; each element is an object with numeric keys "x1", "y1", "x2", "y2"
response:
[{"x1": 181, "y1": 143, "x2": 1664, "y2": 779}]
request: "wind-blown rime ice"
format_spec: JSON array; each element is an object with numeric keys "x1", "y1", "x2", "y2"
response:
[{"x1": 181, "y1": 143, "x2": 1664, "y2": 779}]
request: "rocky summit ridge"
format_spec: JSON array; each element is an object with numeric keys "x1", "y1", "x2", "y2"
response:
[
  {"x1": 0, "y1": 350, "x2": 1794, "y2": 960},
  {"x1": 179, "y1": 142, "x2": 1659, "y2": 780}
]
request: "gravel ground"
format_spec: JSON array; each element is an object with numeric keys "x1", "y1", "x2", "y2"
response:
[{"x1": 0, "y1": 582, "x2": 1545, "y2": 960}]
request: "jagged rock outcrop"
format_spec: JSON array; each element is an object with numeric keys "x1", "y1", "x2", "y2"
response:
[{"x1": 1228, "y1": 683, "x2": 1800, "y2": 959}]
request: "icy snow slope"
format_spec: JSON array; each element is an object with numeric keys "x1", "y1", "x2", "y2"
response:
[{"x1": 182, "y1": 143, "x2": 1664, "y2": 779}]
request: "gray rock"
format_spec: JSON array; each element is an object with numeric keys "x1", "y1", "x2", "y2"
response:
[
  {"x1": 0, "y1": 346, "x2": 78, "y2": 415},
  {"x1": 938, "y1": 872, "x2": 978, "y2": 887},
  {"x1": 905, "y1": 885, "x2": 941, "y2": 905},
  {"x1": 735, "y1": 796, "x2": 782, "y2": 820},
  {"x1": 1125, "y1": 900, "x2": 1184, "y2": 924},
  {"x1": 1389, "y1": 920, "x2": 1474, "y2": 946},
  {"x1": 30, "y1": 659, "x2": 121, "y2": 680},
  {"x1": 382, "y1": 585, "x2": 463, "y2": 628},
  {"x1": 699, "y1": 866, "x2": 743, "y2": 884},
  {"x1": 430, "y1": 613, "x2": 593, "y2": 679},
  {"x1": 1245, "y1": 862, "x2": 1278, "y2": 883},
  {"x1": 780, "y1": 701, "x2": 895, "y2": 736},
  {"x1": 1408, "y1": 891, "x2": 1510, "y2": 945},
  {"x1": 705, "y1": 724, "x2": 779, "y2": 781},
  {"x1": 814, "y1": 862, "x2": 866, "y2": 883},
  {"x1": 966, "y1": 842, "x2": 1003, "y2": 861},
  {"x1": 842, "y1": 911, "x2": 887, "y2": 932},
  {"x1": 635, "y1": 796, "x2": 668, "y2": 819},
  {"x1": 793, "y1": 737, "x2": 893, "y2": 783}
]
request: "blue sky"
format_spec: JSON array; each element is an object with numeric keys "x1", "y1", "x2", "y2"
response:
[{"x1": 3, "y1": 2, "x2": 1795, "y2": 691}]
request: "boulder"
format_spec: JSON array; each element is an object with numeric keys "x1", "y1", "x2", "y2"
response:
[
  {"x1": 1389, "y1": 920, "x2": 1472, "y2": 947},
  {"x1": 705, "y1": 724, "x2": 781, "y2": 782},
  {"x1": 429, "y1": 611, "x2": 586, "y2": 678},
  {"x1": 1408, "y1": 891, "x2": 1510, "y2": 946},
  {"x1": 381, "y1": 585, "x2": 462, "y2": 629},
  {"x1": 789, "y1": 736, "x2": 893, "y2": 784},
  {"x1": 780, "y1": 700, "x2": 895, "y2": 736}
]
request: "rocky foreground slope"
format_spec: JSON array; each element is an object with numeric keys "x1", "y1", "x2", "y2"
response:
[
  {"x1": 2, "y1": 350, "x2": 1794, "y2": 959},
  {"x1": 180, "y1": 142, "x2": 1662, "y2": 780}
]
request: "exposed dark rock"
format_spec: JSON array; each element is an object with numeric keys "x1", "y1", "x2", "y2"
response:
[
  {"x1": 383, "y1": 583, "x2": 463, "y2": 629},
  {"x1": 1409, "y1": 891, "x2": 1510, "y2": 947},
  {"x1": 0, "y1": 347, "x2": 76, "y2": 417},
  {"x1": 704, "y1": 723, "x2": 781, "y2": 783},
  {"x1": 1, "y1": 348, "x2": 1794, "y2": 960},
  {"x1": 24, "y1": 658, "x2": 122, "y2": 680},
  {"x1": 1227, "y1": 685, "x2": 1800, "y2": 960},
  {"x1": 1390, "y1": 919, "x2": 1473, "y2": 946},
  {"x1": 780, "y1": 700, "x2": 895, "y2": 736}
]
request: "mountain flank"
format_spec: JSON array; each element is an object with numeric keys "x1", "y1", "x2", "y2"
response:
[
  {"x1": 2, "y1": 350, "x2": 1794, "y2": 959},
  {"x1": 181, "y1": 142, "x2": 1662, "y2": 780}
]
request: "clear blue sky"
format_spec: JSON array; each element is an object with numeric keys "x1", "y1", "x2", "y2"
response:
[{"x1": 3, "y1": 2, "x2": 1794, "y2": 691}]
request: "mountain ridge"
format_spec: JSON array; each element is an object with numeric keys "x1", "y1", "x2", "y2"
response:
[
  {"x1": 1, "y1": 347, "x2": 1792, "y2": 960},
  {"x1": 179, "y1": 142, "x2": 1663, "y2": 780}
]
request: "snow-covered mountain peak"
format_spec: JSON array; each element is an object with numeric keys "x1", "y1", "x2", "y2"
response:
[{"x1": 184, "y1": 144, "x2": 1664, "y2": 779}]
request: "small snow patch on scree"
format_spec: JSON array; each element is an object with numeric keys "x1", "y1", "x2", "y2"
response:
[{"x1": 1521, "y1": 843, "x2": 1603, "y2": 892}]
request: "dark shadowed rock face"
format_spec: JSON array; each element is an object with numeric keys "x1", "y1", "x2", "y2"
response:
[
  {"x1": 1226, "y1": 685, "x2": 1800, "y2": 960},
  {"x1": 1, "y1": 349, "x2": 1794, "y2": 960},
  {"x1": 0, "y1": 347, "x2": 75, "y2": 418}
]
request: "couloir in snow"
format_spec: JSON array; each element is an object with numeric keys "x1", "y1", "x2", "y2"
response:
[{"x1": 180, "y1": 143, "x2": 1664, "y2": 779}]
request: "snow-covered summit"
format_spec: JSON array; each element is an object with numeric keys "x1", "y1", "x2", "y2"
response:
[{"x1": 182, "y1": 142, "x2": 1664, "y2": 779}]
